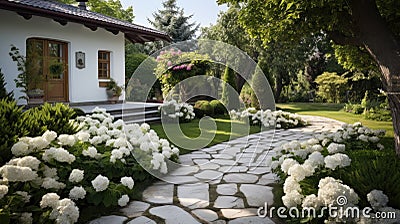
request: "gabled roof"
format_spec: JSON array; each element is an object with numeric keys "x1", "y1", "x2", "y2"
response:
[{"x1": 0, "y1": 0, "x2": 172, "y2": 43}]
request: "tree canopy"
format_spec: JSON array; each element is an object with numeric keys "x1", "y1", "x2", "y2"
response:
[
  {"x1": 218, "y1": 0, "x2": 400, "y2": 155},
  {"x1": 149, "y1": 0, "x2": 199, "y2": 43}
]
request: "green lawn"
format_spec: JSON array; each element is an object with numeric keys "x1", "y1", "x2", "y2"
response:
[{"x1": 150, "y1": 116, "x2": 261, "y2": 154}]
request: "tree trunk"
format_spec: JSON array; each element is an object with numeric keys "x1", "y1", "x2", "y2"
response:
[
  {"x1": 351, "y1": 0, "x2": 400, "y2": 155},
  {"x1": 275, "y1": 73, "x2": 283, "y2": 103}
]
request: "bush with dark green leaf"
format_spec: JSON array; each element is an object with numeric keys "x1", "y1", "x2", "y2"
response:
[
  {"x1": 210, "y1": 99, "x2": 227, "y2": 115},
  {"x1": 194, "y1": 100, "x2": 214, "y2": 117},
  {"x1": 0, "y1": 68, "x2": 13, "y2": 101},
  {"x1": 0, "y1": 100, "x2": 27, "y2": 165}
]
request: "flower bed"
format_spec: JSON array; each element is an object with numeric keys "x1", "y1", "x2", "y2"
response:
[
  {"x1": 0, "y1": 107, "x2": 180, "y2": 223},
  {"x1": 268, "y1": 122, "x2": 400, "y2": 223},
  {"x1": 230, "y1": 108, "x2": 307, "y2": 129},
  {"x1": 159, "y1": 99, "x2": 195, "y2": 122}
]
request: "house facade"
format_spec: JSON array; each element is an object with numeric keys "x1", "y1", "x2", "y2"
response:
[{"x1": 0, "y1": 0, "x2": 170, "y2": 105}]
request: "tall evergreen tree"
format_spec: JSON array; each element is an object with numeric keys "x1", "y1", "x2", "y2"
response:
[{"x1": 148, "y1": 0, "x2": 199, "y2": 43}]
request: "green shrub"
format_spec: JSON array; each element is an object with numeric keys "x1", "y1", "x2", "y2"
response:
[
  {"x1": 221, "y1": 65, "x2": 238, "y2": 109},
  {"x1": 210, "y1": 100, "x2": 226, "y2": 115},
  {"x1": 194, "y1": 100, "x2": 213, "y2": 117},
  {"x1": 125, "y1": 53, "x2": 148, "y2": 82},
  {"x1": 0, "y1": 68, "x2": 13, "y2": 100},
  {"x1": 0, "y1": 100, "x2": 27, "y2": 165},
  {"x1": 315, "y1": 72, "x2": 348, "y2": 103},
  {"x1": 344, "y1": 103, "x2": 364, "y2": 114},
  {"x1": 23, "y1": 103, "x2": 79, "y2": 136}
]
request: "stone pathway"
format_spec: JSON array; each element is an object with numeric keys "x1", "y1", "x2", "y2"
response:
[{"x1": 89, "y1": 116, "x2": 343, "y2": 224}]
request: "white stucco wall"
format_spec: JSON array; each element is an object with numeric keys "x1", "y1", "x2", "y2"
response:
[{"x1": 0, "y1": 9, "x2": 125, "y2": 104}]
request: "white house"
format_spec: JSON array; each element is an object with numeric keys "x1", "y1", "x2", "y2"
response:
[{"x1": 0, "y1": 0, "x2": 170, "y2": 105}]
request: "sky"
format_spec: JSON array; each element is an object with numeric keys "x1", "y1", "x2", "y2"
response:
[{"x1": 120, "y1": 0, "x2": 227, "y2": 30}]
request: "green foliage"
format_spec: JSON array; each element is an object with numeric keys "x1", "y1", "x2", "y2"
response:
[
  {"x1": 194, "y1": 100, "x2": 213, "y2": 117},
  {"x1": 210, "y1": 100, "x2": 227, "y2": 115},
  {"x1": 106, "y1": 78, "x2": 123, "y2": 97},
  {"x1": 57, "y1": 0, "x2": 134, "y2": 22},
  {"x1": 0, "y1": 100, "x2": 27, "y2": 165},
  {"x1": 154, "y1": 49, "x2": 211, "y2": 96},
  {"x1": 344, "y1": 103, "x2": 364, "y2": 114},
  {"x1": 221, "y1": 66, "x2": 238, "y2": 109},
  {"x1": 239, "y1": 83, "x2": 254, "y2": 108},
  {"x1": 315, "y1": 72, "x2": 348, "y2": 103},
  {"x1": 125, "y1": 53, "x2": 148, "y2": 82},
  {"x1": 148, "y1": 0, "x2": 199, "y2": 43},
  {"x1": 344, "y1": 91, "x2": 392, "y2": 121},
  {"x1": 23, "y1": 103, "x2": 79, "y2": 137},
  {"x1": 0, "y1": 69, "x2": 13, "y2": 100}
]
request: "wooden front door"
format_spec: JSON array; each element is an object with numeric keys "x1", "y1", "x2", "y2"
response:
[{"x1": 27, "y1": 38, "x2": 68, "y2": 102}]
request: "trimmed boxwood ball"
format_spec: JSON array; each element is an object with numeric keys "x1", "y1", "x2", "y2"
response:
[
  {"x1": 210, "y1": 100, "x2": 227, "y2": 115},
  {"x1": 194, "y1": 100, "x2": 214, "y2": 117}
]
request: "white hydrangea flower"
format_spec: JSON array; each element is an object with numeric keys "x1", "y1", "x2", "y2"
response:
[
  {"x1": 91, "y1": 175, "x2": 109, "y2": 192},
  {"x1": 302, "y1": 194, "x2": 323, "y2": 210},
  {"x1": 282, "y1": 190, "x2": 304, "y2": 208},
  {"x1": 82, "y1": 146, "x2": 101, "y2": 159},
  {"x1": 118, "y1": 194, "x2": 129, "y2": 207},
  {"x1": 69, "y1": 169, "x2": 84, "y2": 183},
  {"x1": 49, "y1": 198, "x2": 79, "y2": 224},
  {"x1": 0, "y1": 185, "x2": 8, "y2": 199},
  {"x1": 42, "y1": 130, "x2": 58, "y2": 142},
  {"x1": 306, "y1": 151, "x2": 325, "y2": 167},
  {"x1": 121, "y1": 177, "x2": 134, "y2": 189},
  {"x1": 58, "y1": 134, "x2": 76, "y2": 146},
  {"x1": 15, "y1": 191, "x2": 31, "y2": 203},
  {"x1": 367, "y1": 190, "x2": 389, "y2": 209},
  {"x1": 11, "y1": 141, "x2": 31, "y2": 156},
  {"x1": 317, "y1": 177, "x2": 359, "y2": 206},
  {"x1": 75, "y1": 131, "x2": 90, "y2": 142},
  {"x1": 324, "y1": 153, "x2": 351, "y2": 170},
  {"x1": 43, "y1": 166, "x2": 58, "y2": 178},
  {"x1": 69, "y1": 186, "x2": 86, "y2": 200},
  {"x1": 377, "y1": 143, "x2": 385, "y2": 150},
  {"x1": 10, "y1": 156, "x2": 41, "y2": 171},
  {"x1": 140, "y1": 123, "x2": 150, "y2": 132},
  {"x1": 281, "y1": 158, "x2": 299, "y2": 173},
  {"x1": 327, "y1": 143, "x2": 346, "y2": 154},
  {"x1": 29, "y1": 137, "x2": 49, "y2": 150},
  {"x1": 283, "y1": 176, "x2": 301, "y2": 194},
  {"x1": 41, "y1": 177, "x2": 66, "y2": 190},
  {"x1": 40, "y1": 193, "x2": 60, "y2": 208},
  {"x1": 0, "y1": 165, "x2": 38, "y2": 182},
  {"x1": 288, "y1": 164, "x2": 310, "y2": 181},
  {"x1": 42, "y1": 147, "x2": 76, "y2": 164},
  {"x1": 18, "y1": 212, "x2": 33, "y2": 224}
]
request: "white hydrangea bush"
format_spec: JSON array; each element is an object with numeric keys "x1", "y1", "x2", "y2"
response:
[
  {"x1": 0, "y1": 107, "x2": 180, "y2": 223},
  {"x1": 230, "y1": 108, "x2": 307, "y2": 129},
  {"x1": 267, "y1": 122, "x2": 394, "y2": 223},
  {"x1": 159, "y1": 99, "x2": 195, "y2": 122}
]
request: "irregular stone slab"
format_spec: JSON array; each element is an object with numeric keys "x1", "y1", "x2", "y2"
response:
[
  {"x1": 142, "y1": 184, "x2": 173, "y2": 204},
  {"x1": 163, "y1": 176, "x2": 199, "y2": 184},
  {"x1": 192, "y1": 209, "x2": 218, "y2": 222},
  {"x1": 150, "y1": 205, "x2": 200, "y2": 224},
  {"x1": 188, "y1": 153, "x2": 212, "y2": 159},
  {"x1": 88, "y1": 215, "x2": 127, "y2": 224},
  {"x1": 127, "y1": 216, "x2": 156, "y2": 224},
  {"x1": 219, "y1": 166, "x2": 248, "y2": 173},
  {"x1": 240, "y1": 184, "x2": 273, "y2": 206},
  {"x1": 211, "y1": 159, "x2": 236, "y2": 166},
  {"x1": 214, "y1": 196, "x2": 244, "y2": 208},
  {"x1": 194, "y1": 170, "x2": 223, "y2": 180},
  {"x1": 211, "y1": 220, "x2": 227, "y2": 224},
  {"x1": 169, "y1": 166, "x2": 199, "y2": 176},
  {"x1": 216, "y1": 184, "x2": 237, "y2": 195},
  {"x1": 247, "y1": 167, "x2": 270, "y2": 175},
  {"x1": 221, "y1": 208, "x2": 258, "y2": 219},
  {"x1": 199, "y1": 162, "x2": 220, "y2": 170},
  {"x1": 193, "y1": 159, "x2": 210, "y2": 165},
  {"x1": 212, "y1": 153, "x2": 234, "y2": 160},
  {"x1": 228, "y1": 216, "x2": 275, "y2": 224},
  {"x1": 120, "y1": 201, "x2": 150, "y2": 218},
  {"x1": 178, "y1": 183, "x2": 209, "y2": 209},
  {"x1": 257, "y1": 173, "x2": 277, "y2": 185},
  {"x1": 219, "y1": 147, "x2": 241, "y2": 156},
  {"x1": 208, "y1": 177, "x2": 222, "y2": 184},
  {"x1": 223, "y1": 174, "x2": 258, "y2": 183}
]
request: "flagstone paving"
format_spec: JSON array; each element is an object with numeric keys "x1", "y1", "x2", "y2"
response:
[{"x1": 89, "y1": 115, "x2": 344, "y2": 224}]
